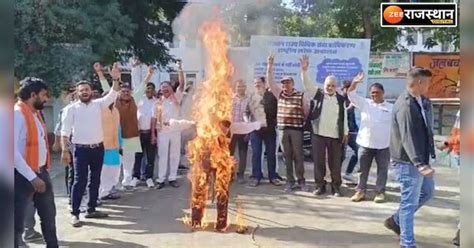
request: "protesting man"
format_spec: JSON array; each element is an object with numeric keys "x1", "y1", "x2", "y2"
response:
[
  {"x1": 61, "y1": 65, "x2": 121, "y2": 227},
  {"x1": 301, "y1": 55, "x2": 348, "y2": 197},
  {"x1": 247, "y1": 76, "x2": 283, "y2": 187},
  {"x1": 99, "y1": 63, "x2": 152, "y2": 190},
  {"x1": 14, "y1": 77, "x2": 58, "y2": 247},
  {"x1": 230, "y1": 79, "x2": 250, "y2": 184},
  {"x1": 385, "y1": 67, "x2": 435, "y2": 248},
  {"x1": 133, "y1": 75, "x2": 157, "y2": 188},
  {"x1": 347, "y1": 75, "x2": 393, "y2": 203},
  {"x1": 266, "y1": 54, "x2": 309, "y2": 193},
  {"x1": 151, "y1": 62, "x2": 185, "y2": 189}
]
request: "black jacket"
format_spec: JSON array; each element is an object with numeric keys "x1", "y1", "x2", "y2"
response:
[
  {"x1": 262, "y1": 90, "x2": 278, "y2": 129},
  {"x1": 390, "y1": 91, "x2": 435, "y2": 166}
]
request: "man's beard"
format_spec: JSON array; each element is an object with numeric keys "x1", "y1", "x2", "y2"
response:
[
  {"x1": 79, "y1": 95, "x2": 92, "y2": 103},
  {"x1": 33, "y1": 99, "x2": 45, "y2": 110}
]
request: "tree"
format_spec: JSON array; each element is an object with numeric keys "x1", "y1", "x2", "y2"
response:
[
  {"x1": 15, "y1": 0, "x2": 135, "y2": 96},
  {"x1": 118, "y1": 0, "x2": 186, "y2": 65},
  {"x1": 285, "y1": 0, "x2": 460, "y2": 52},
  {"x1": 15, "y1": 0, "x2": 186, "y2": 96}
]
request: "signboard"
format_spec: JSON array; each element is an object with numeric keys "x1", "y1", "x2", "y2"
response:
[
  {"x1": 369, "y1": 52, "x2": 410, "y2": 78},
  {"x1": 413, "y1": 53, "x2": 459, "y2": 98},
  {"x1": 249, "y1": 35, "x2": 371, "y2": 97}
]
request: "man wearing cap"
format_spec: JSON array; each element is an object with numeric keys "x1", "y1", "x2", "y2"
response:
[
  {"x1": 61, "y1": 65, "x2": 121, "y2": 227},
  {"x1": 300, "y1": 55, "x2": 348, "y2": 197},
  {"x1": 266, "y1": 55, "x2": 309, "y2": 193},
  {"x1": 14, "y1": 77, "x2": 58, "y2": 247}
]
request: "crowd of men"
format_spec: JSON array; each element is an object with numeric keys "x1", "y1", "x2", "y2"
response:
[{"x1": 13, "y1": 55, "x2": 460, "y2": 248}]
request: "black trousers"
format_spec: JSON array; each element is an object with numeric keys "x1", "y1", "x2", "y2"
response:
[
  {"x1": 133, "y1": 131, "x2": 157, "y2": 179},
  {"x1": 14, "y1": 168, "x2": 58, "y2": 248},
  {"x1": 312, "y1": 135, "x2": 343, "y2": 188},
  {"x1": 229, "y1": 134, "x2": 249, "y2": 179}
]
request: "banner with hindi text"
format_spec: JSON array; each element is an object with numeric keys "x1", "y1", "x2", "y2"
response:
[{"x1": 413, "y1": 53, "x2": 460, "y2": 98}]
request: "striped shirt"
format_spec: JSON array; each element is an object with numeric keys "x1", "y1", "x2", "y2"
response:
[
  {"x1": 232, "y1": 94, "x2": 249, "y2": 123},
  {"x1": 277, "y1": 90, "x2": 305, "y2": 129}
]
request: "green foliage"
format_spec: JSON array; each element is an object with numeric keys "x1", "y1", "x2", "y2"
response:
[{"x1": 15, "y1": 0, "x2": 185, "y2": 97}]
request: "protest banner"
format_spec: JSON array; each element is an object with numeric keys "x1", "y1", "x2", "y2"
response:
[
  {"x1": 249, "y1": 35, "x2": 371, "y2": 96},
  {"x1": 413, "y1": 53, "x2": 460, "y2": 98},
  {"x1": 369, "y1": 52, "x2": 410, "y2": 78}
]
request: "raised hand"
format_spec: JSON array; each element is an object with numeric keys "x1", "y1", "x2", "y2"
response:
[
  {"x1": 352, "y1": 72, "x2": 364, "y2": 83},
  {"x1": 300, "y1": 55, "x2": 309, "y2": 71},
  {"x1": 267, "y1": 54, "x2": 274, "y2": 67},
  {"x1": 93, "y1": 62, "x2": 103, "y2": 74},
  {"x1": 176, "y1": 59, "x2": 183, "y2": 70},
  {"x1": 148, "y1": 65, "x2": 155, "y2": 75},
  {"x1": 110, "y1": 62, "x2": 121, "y2": 81}
]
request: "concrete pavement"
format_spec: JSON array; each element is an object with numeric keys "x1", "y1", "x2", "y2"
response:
[{"x1": 26, "y1": 154, "x2": 459, "y2": 248}]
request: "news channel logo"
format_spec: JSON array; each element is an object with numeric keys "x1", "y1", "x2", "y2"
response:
[{"x1": 381, "y1": 2, "x2": 457, "y2": 27}]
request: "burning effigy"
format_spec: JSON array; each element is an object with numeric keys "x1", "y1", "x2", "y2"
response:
[{"x1": 185, "y1": 21, "x2": 236, "y2": 232}]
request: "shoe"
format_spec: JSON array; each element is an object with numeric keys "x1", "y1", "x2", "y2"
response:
[
  {"x1": 343, "y1": 173, "x2": 356, "y2": 183},
  {"x1": 85, "y1": 211, "x2": 108, "y2": 219},
  {"x1": 237, "y1": 177, "x2": 246, "y2": 184},
  {"x1": 284, "y1": 183, "x2": 294, "y2": 193},
  {"x1": 123, "y1": 185, "x2": 135, "y2": 192},
  {"x1": 269, "y1": 178, "x2": 283, "y2": 186},
  {"x1": 298, "y1": 183, "x2": 309, "y2": 192},
  {"x1": 374, "y1": 192, "x2": 385, "y2": 203},
  {"x1": 100, "y1": 193, "x2": 121, "y2": 200},
  {"x1": 249, "y1": 178, "x2": 260, "y2": 187},
  {"x1": 169, "y1": 181, "x2": 180, "y2": 188},
  {"x1": 332, "y1": 187, "x2": 342, "y2": 197},
  {"x1": 351, "y1": 191, "x2": 366, "y2": 202},
  {"x1": 71, "y1": 215, "x2": 82, "y2": 228},
  {"x1": 146, "y1": 178, "x2": 155, "y2": 188},
  {"x1": 452, "y1": 229, "x2": 460, "y2": 246},
  {"x1": 155, "y1": 182, "x2": 165, "y2": 189},
  {"x1": 131, "y1": 177, "x2": 139, "y2": 187},
  {"x1": 384, "y1": 216, "x2": 401, "y2": 236},
  {"x1": 23, "y1": 229, "x2": 43, "y2": 242},
  {"x1": 313, "y1": 186, "x2": 326, "y2": 196}
]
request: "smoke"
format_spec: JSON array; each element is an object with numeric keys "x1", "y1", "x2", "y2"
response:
[{"x1": 173, "y1": 0, "x2": 283, "y2": 120}]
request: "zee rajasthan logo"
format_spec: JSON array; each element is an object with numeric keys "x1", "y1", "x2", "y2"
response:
[{"x1": 381, "y1": 2, "x2": 457, "y2": 27}]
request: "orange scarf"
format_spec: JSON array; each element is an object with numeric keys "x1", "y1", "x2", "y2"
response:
[{"x1": 15, "y1": 101, "x2": 50, "y2": 172}]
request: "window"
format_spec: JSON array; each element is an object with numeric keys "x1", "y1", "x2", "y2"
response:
[
  {"x1": 422, "y1": 31, "x2": 433, "y2": 44},
  {"x1": 406, "y1": 31, "x2": 417, "y2": 45}
]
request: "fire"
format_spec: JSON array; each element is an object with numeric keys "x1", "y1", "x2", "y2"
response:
[
  {"x1": 235, "y1": 201, "x2": 248, "y2": 234},
  {"x1": 186, "y1": 20, "x2": 235, "y2": 232}
]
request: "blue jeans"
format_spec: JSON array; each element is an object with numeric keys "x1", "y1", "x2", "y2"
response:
[
  {"x1": 344, "y1": 133, "x2": 359, "y2": 174},
  {"x1": 250, "y1": 129, "x2": 278, "y2": 181},
  {"x1": 392, "y1": 162, "x2": 435, "y2": 247}
]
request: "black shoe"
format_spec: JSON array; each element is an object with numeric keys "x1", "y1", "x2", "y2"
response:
[
  {"x1": 155, "y1": 182, "x2": 165, "y2": 189},
  {"x1": 384, "y1": 216, "x2": 401, "y2": 236},
  {"x1": 298, "y1": 183, "x2": 309, "y2": 192},
  {"x1": 100, "y1": 193, "x2": 121, "y2": 200},
  {"x1": 23, "y1": 229, "x2": 43, "y2": 242},
  {"x1": 249, "y1": 178, "x2": 260, "y2": 187},
  {"x1": 313, "y1": 186, "x2": 326, "y2": 196},
  {"x1": 284, "y1": 183, "x2": 294, "y2": 193},
  {"x1": 169, "y1": 181, "x2": 180, "y2": 188},
  {"x1": 452, "y1": 229, "x2": 460, "y2": 246},
  {"x1": 84, "y1": 211, "x2": 109, "y2": 219},
  {"x1": 331, "y1": 187, "x2": 342, "y2": 197}
]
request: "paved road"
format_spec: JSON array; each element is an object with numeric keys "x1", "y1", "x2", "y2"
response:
[{"x1": 27, "y1": 154, "x2": 459, "y2": 248}]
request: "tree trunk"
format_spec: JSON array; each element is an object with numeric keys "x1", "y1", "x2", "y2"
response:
[{"x1": 361, "y1": 0, "x2": 372, "y2": 38}]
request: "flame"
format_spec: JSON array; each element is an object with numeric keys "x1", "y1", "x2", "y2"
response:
[
  {"x1": 235, "y1": 201, "x2": 248, "y2": 234},
  {"x1": 185, "y1": 20, "x2": 235, "y2": 231}
]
